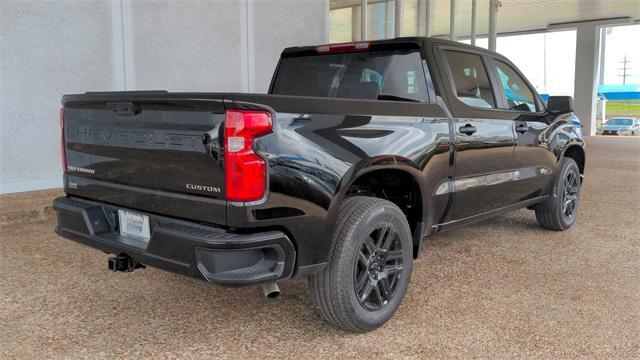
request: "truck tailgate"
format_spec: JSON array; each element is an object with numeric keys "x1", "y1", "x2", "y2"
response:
[{"x1": 62, "y1": 92, "x2": 227, "y2": 225}]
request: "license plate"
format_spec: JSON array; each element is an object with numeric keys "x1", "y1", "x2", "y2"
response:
[{"x1": 118, "y1": 210, "x2": 151, "y2": 242}]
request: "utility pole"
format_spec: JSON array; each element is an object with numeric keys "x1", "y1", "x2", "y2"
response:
[{"x1": 618, "y1": 55, "x2": 631, "y2": 85}]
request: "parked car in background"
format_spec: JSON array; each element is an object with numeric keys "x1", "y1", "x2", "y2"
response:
[{"x1": 599, "y1": 117, "x2": 640, "y2": 136}]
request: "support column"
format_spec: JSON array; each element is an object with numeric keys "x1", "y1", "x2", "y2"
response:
[
  {"x1": 361, "y1": 0, "x2": 368, "y2": 41},
  {"x1": 597, "y1": 27, "x2": 607, "y2": 127},
  {"x1": 470, "y1": 0, "x2": 477, "y2": 45},
  {"x1": 598, "y1": 27, "x2": 607, "y2": 85},
  {"x1": 385, "y1": 1, "x2": 391, "y2": 38},
  {"x1": 426, "y1": 0, "x2": 433, "y2": 37},
  {"x1": 488, "y1": 0, "x2": 498, "y2": 51},
  {"x1": 352, "y1": 5, "x2": 362, "y2": 41},
  {"x1": 449, "y1": 0, "x2": 457, "y2": 41},
  {"x1": 395, "y1": 0, "x2": 403, "y2": 38},
  {"x1": 573, "y1": 23, "x2": 601, "y2": 136},
  {"x1": 419, "y1": 0, "x2": 432, "y2": 38},
  {"x1": 549, "y1": 17, "x2": 630, "y2": 135}
]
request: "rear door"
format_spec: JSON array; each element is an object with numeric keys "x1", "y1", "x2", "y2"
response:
[
  {"x1": 436, "y1": 47, "x2": 517, "y2": 221},
  {"x1": 62, "y1": 94, "x2": 227, "y2": 224}
]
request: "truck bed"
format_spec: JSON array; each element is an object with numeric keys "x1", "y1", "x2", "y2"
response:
[{"x1": 61, "y1": 91, "x2": 444, "y2": 227}]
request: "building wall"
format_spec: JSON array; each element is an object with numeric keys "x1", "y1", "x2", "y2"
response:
[
  {"x1": 0, "y1": 0, "x2": 328, "y2": 194},
  {"x1": 0, "y1": 0, "x2": 114, "y2": 194},
  {"x1": 131, "y1": 0, "x2": 247, "y2": 92},
  {"x1": 251, "y1": 0, "x2": 328, "y2": 92}
]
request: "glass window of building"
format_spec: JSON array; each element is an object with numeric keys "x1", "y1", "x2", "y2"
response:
[
  {"x1": 400, "y1": 0, "x2": 418, "y2": 36},
  {"x1": 367, "y1": 1, "x2": 396, "y2": 40},
  {"x1": 330, "y1": 7, "x2": 354, "y2": 43},
  {"x1": 330, "y1": 0, "x2": 420, "y2": 41}
]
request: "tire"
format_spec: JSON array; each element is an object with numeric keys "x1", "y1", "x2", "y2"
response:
[
  {"x1": 535, "y1": 158, "x2": 581, "y2": 230},
  {"x1": 309, "y1": 196, "x2": 413, "y2": 332}
]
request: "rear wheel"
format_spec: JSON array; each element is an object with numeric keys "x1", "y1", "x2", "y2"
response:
[
  {"x1": 535, "y1": 158, "x2": 581, "y2": 230},
  {"x1": 309, "y1": 196, "x2": 413, "y2": 332}
]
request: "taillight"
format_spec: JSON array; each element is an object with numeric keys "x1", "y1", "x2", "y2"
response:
[
  {"x1": 315, "y1": 41, "x2": 369, "y2": 54},
  {"x1": 60, "y1": 108, "x2": 67, "y2": 174},
  {"x1": 224, "y1": 110, "x2": 272, "y2": 202}
]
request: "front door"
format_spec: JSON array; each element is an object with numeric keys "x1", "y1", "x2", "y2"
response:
[{"x1": 487, "y1": 57, "x2": 558, "y2": 202}]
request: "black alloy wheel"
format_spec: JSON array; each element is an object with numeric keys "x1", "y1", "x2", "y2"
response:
[
  {"x1": 354, "y1": 223, "x2": 405, "y2": 311},
  {"x1": 535, "y1": 158, "x2": 581, "y2": 230},
  {"x1": 561, "y1": 169, "x2": 579, "y2": 223}
]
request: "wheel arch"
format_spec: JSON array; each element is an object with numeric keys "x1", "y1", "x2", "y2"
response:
[
  {"x1": 561, "y1": 144, "x2": 585, "y2": 176},
  {"x1": 328, "y1": 158, "x2": 427, "y2": 259}
]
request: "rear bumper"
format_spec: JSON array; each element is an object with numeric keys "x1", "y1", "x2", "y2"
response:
[{"x1": 53, "y1": 196, "x2": 295, "y2": 286}]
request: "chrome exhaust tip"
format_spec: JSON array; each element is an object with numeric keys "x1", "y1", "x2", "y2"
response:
[{"x1": 262, "y1": 281, "x2": 280, "y2": 299}]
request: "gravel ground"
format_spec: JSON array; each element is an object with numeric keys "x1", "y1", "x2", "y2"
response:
[{"x1": 1, "y1": 136, "x2": 639, "y2": 359}]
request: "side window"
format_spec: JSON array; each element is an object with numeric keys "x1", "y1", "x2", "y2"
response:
[
  {"x1": 377, "y1": 52, "x2": 429, "y2": 102},
  {"x1": 494, "y1": 60, "x2": 538, "y2": 112},
  {"x1": 444, "y1": 50, "x2": 496, "y2": 108}
]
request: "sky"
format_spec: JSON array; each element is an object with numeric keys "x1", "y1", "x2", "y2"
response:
[{"x1": 602, "y1": 25, "x2": 640, "y2": 86}]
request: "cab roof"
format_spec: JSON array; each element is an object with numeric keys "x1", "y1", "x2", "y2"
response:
[{"x1": 281, "y1": 36, "x2": 496, "y2": 59}]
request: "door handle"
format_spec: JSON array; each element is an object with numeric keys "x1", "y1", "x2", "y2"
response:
[
  {"x1": 458, "y1": 124, "x2": 477, "y2": 136},
  {"x1": 515, "y1": 124, "x2": 528, "y2": 134}
]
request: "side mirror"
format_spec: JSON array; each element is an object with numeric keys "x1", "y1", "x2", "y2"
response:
[{"x1": 547, "y1": 96, "x2": 574, "y2": 114}]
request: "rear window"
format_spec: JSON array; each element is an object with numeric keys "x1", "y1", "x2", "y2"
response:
[{"x1": 271, "y1": 50, "x2": 429, "y2": 102}]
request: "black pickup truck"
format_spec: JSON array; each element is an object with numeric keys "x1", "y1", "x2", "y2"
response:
[{"x1": 54, "y1": 37, "x2": 585, "y2": 332}]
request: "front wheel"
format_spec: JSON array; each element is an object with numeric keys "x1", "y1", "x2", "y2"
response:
[
  {"x1": 309, "y1": 196, "x2": 413, "y2": 332},
  {"x1": 535, "y1": 158, "x2": 581, "y2": 230}
]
